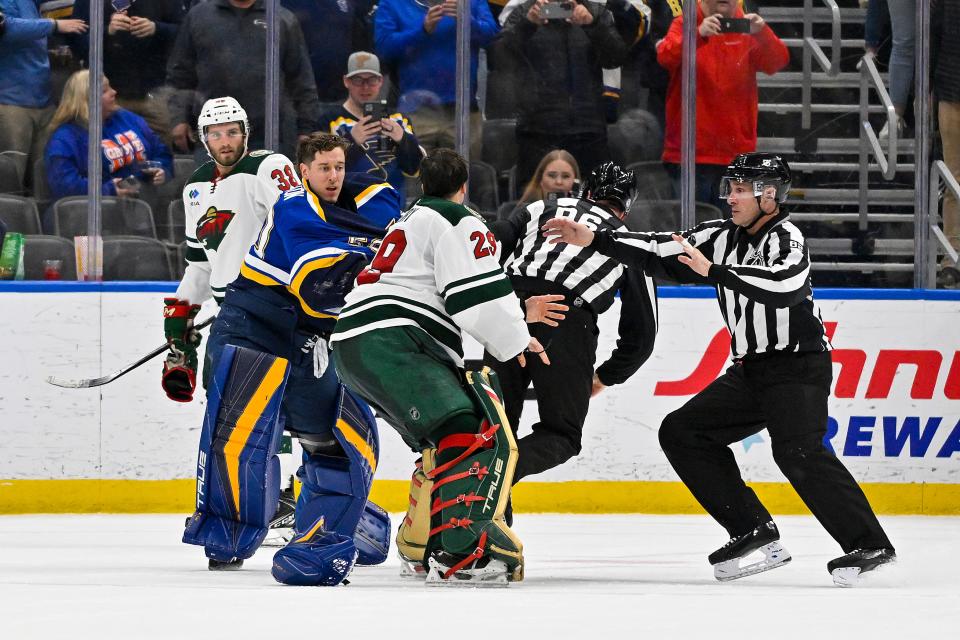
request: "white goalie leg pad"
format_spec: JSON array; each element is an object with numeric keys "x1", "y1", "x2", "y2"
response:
[{"x1": 713, "y1": 542, "x2": 792, "y2": 582}]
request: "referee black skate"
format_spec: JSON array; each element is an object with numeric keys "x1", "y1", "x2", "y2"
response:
[
  {"x1": 485, "y1": 162, "x2": 659, "y2": 485},
  {"x1": 543, "y1": 153, "x2": 896, "y2": 587}
]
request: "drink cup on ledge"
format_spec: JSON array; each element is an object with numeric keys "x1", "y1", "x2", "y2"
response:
[{"x1": 43, "y1": 259, "x2": 63, "y2": 281}]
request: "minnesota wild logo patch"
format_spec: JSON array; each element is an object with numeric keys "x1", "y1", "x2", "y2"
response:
[{"x1": 196, "y1": 206, "x2": 236, "y2": 251}]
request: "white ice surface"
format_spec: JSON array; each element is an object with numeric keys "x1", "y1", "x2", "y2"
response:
[{"x1": 1, "y1": 514, "x2": 957, "y2": 639}]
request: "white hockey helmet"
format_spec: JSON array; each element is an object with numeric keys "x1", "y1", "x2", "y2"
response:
[{"x1": 197, "y1": 96, "x2": 250, "y2": 164}]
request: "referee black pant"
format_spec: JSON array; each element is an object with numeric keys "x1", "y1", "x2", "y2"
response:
[
  {"x1": 484, "y1": 302, "x2": 598, "y2": 483},
  {"x1": 659, "y1": 351, "x2": 893, "y2": 553}
]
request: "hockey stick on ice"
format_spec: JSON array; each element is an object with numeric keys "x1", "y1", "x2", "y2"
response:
[{"x1": 45, "y1": 316, "x2": 215, "y2": 389}]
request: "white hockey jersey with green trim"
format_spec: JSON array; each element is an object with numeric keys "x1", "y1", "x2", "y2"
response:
[
  {"x1": 331, "y1": 196, "x2": 529, "y2": 365},
  {"x1": 175, "y1": 150, "x2": 298, "y2": 305}
]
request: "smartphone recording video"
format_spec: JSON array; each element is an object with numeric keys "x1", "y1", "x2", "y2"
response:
[
  {"x1": 718, "y1": 17, "x2": 751, "y2": 33},
  {"x1": 541, "y1": 1, "x2": 574, "y2": 20},
  {"x1": 362, "y1": 102, "x2": 388, "y2": 123}
]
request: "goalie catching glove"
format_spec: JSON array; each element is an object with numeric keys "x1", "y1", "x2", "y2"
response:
[{"x1": 162, "y1": 297, "x2": 203, "y2": 402}]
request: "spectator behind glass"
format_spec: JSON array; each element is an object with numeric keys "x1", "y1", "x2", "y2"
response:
[
  {"x1": 933, "y1": 0, "x2": 960, "y2": 288},
  {"x1": 281, "y1": 0, "x2": 374, "y2": 110},
  {"x1": 44, "y1": 70, "x2": 173, "y2": 228},
  {"x1": 166, "y1": 0, "x2": 320, "y2": 161},
  {"x1": 878, "y1": 0, "x2": 914, "y2": 139},
  {"x1": 0, "y1": 0, "x2": 87, "y2": 192},
  {"x1": 67, "y1": 0, "x2": 185, "y2": 146},
  {"x1": 322, "y1": 51, "x2": 426, "y2": 203},
  {"x1": 499, "y1": 0, "x2": 628, "y2": 188},
  {"x1": 657, "y1": 0, "x2": 788, "y2": 210},
  {"x1": 519, "y1": 149, "x2": 580, "y2": 205},
  {"x1": 863, "y1": 0, "x2": 889, "y2": 57},
  {"x1": 374, "y1": 0, "x2": 498, "y2": 155},
  {"x1": 631, "y1": 0, "x2": 683, "y2": 131}
]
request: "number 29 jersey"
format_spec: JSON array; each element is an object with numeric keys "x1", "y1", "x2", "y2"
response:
[
  {"x1": 176, "y1": 150, "x2": 299, "y2": 305},
  {"x1": 331, "y1": 196, "x2": 530, "y2": 366}
]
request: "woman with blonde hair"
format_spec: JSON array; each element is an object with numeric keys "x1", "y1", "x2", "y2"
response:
[
  {"x1": 44, "y1": 70, "x2": 172, "y2": 204},
  {"x1": 518, "y1": 149, "x2": 580, "y2": 205}
]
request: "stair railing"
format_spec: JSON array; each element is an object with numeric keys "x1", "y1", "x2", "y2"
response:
[
  {"x1": 927, "y1": 161, "x2": 960, "y2": 284},
  {"x1": 801, "y1": 0, "x2": 841, "y2": 129},
  {"x1": 858, "y1": 51, "x2": 899, "y2": 230}
]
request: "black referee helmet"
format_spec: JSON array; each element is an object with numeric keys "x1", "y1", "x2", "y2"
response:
[
  {"x1": 719, "y1": 152, "x2": 792, "y2": 204},
  {"x1": 580, "y1": 162, "x2": 637, "y2": 215}
]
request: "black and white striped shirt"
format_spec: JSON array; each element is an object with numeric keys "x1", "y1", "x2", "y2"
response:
[
  {"x1": 592, "y1": 212, "x2": 831, "y2": 360},
  {"x1": 491, "y1": 197, "x2": 659, "y2": 385}
]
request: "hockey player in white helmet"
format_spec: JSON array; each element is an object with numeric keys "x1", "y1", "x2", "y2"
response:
[{"x1": 161, "y1": 96, "x2": 302, "y2": 545}]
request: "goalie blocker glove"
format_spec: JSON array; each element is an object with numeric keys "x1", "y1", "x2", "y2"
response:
[{"x1": 162, "y1": 298, "x2": 202, "y2": 402}]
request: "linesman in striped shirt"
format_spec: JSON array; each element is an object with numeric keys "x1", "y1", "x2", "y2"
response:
[
  {"x1": 487, "y1": 161, "x2": 659, "y2": 487},
  {"x1": 543, "y1": 152, "x2": 895, "y2": 587}
]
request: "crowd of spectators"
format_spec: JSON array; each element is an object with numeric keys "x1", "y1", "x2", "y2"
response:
[
  {"x1": 0, "y1": 0, "x2": 794, "y2": 214},
  {"x1": 3, "y1": 0, "x2": 952, "y2": 287}
]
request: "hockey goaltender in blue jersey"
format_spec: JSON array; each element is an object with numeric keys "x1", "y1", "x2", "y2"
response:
[
  {"x1": 235, "y1": 172, "x2": 399, "y2": 332},
  {"x1": 182, "y1": 172, "x2": 401, "y2": 584}
]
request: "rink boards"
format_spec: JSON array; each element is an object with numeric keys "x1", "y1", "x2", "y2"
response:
[{"x1": 0, "y1": 282, "x2": 958, "y2": 514}]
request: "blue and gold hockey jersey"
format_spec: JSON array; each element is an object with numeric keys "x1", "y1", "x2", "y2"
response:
[{"x1": 235, "y1": 174, "x2": 400, "y2": 334}]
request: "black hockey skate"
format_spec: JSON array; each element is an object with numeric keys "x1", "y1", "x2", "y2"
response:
[
  {"x1": 262, "y1": 488, "x2": 297, "y2": 547},
  {"x1": 827, "y1": 547, "x2": 896, "y2": 587},
  {"x1": 709, "y1": 521, "x2": 791, "y2": 582},
  {"x1": 208, "y1": 558, "x2": 244, "y2": 571}
]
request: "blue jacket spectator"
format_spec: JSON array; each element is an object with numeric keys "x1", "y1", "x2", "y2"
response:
[
  {"x1": 0, "y1": 0, "x2": 87, "y2": 192},
  {"x1": 44, "y1": 71, "x2": 173, "y2": 201},
  {"x1": 0, "y1": 0, "x2": 55, "y2": 109},
  {"x1": 374, "y1": 0, "x2": 497, "y2": 153},
  {"x1": 375, "y1": 0, "x2": 497, "y2": 109}
]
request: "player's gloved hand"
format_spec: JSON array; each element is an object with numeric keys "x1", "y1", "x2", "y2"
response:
[{"x1": 162, "y1": 298, "x2": 202, "y2": 402}]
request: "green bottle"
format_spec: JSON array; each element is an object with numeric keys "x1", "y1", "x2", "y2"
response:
[{"x1": 0, "y1": 232, "x2": 24, "y2": 281}]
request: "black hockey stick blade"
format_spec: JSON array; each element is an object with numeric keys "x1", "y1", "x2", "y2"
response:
[{"x1": 45, "y1": 316, "x2": 215, "y2": 389}]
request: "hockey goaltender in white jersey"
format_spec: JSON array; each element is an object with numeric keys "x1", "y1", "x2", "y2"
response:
[{"x1": 332, "y1": 195, "x2": 530, "y2": 365}]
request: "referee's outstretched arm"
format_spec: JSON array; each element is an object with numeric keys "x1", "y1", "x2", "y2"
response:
[{"x1": 706, "y1": 226, "x2": 812, "y2": 308}]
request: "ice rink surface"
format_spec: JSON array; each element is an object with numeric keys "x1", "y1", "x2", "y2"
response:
[{"x1": 1, "y1": 513, "x2": 957, "y2": 639}]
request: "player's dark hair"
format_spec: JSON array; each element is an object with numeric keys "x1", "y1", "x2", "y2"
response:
[
  {"x1": 420, "y1": 148, "x2": 468, "y2": 198},
  {"x1": 297, "y1": 133, "x2": 350, "y2": 166}
]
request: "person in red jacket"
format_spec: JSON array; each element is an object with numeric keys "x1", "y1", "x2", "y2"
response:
[{"x1": 657, "y1": 0, "x2": 789, "y2": 211}]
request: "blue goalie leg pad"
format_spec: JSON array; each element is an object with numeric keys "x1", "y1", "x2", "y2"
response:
[
  {"x1": 355, "y1": 500, "x2": 391, "y2": 566},
  {"x1": 293, "y1": 385, "x2": 390, "y2": 563},
  {"x1": 272, "y1": 518, "x2": 357, "y2": 586},
  {"x1": 182, "y1": 344, "x2": 290, "y2": 562}
]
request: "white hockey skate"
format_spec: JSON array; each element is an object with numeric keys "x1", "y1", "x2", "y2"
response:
[
  {"x1": 261, "y1": 489, "x2": 296, "y2": 548},
  {"x1": 425, "y1": 554, "x2": 510, "y2": 588},
  {"x1": 398, "y1": 551, "x2": 427, "y2": 580},
  {"x1": 828, "y1": 548, "x2": 896, "y2": 587},
  {"x1": 709, "y1": 521, "x2": 792, "y2": 582}
]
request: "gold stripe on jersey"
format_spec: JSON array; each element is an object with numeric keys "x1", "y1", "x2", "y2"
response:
[
  {"x1": 239, "y1": 262, "x2": 284, "y2": 287},
  {"x1": 287, "y1": 253, "x2": 350, "y2": 318},
  {"x1": 304, "y1": 182, "x2": 327, "y2": 221},
  {"x1": 354, "y1": 183, "x2": 392, "y2": 208}
]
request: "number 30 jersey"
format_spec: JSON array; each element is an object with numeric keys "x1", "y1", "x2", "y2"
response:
[
  {"x1": 176, "y1": 150, "x2": 298, "y2": 305},
  {"x1": 331, "y1": 196, "x2": 530, "y2": 366}
]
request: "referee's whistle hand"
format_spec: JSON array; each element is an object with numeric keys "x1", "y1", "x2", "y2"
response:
[{"x1": 542, "y1": 218, "x2": 594, "y2": 247}]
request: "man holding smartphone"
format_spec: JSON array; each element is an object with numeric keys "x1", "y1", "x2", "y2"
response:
[
  {"x1": 656, "y1": 0, "x2": 788, "y2": 212},
  {"x1": 499, "y1": 0, "x2": 629, "y2": 188},
  {"x1": 321, "y1": 51, "x2": 425, "y2": 204}
]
